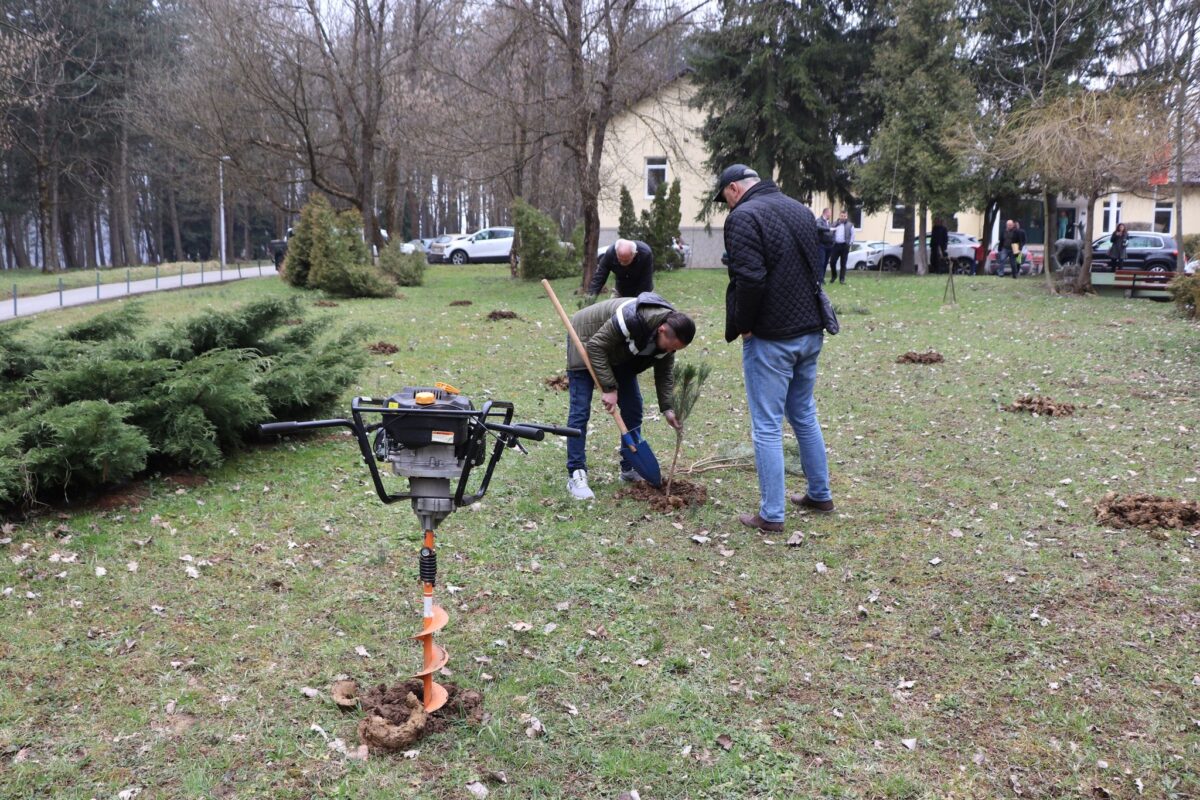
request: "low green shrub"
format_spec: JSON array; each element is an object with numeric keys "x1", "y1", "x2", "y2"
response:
[
  {"x1": 282, "y1": 195, "x2": 336, "y2": 288},
  {"x1": 0, "y1": 299, "x2": 367, "y2": 511},
  {"x1": 1180, "y1": 233, "x2": 1200, "y2": 261},
  {"x1": 20, "y1": 400, "x2": 151, "y2": 499},
  {"x1": 1168, "y1": 273, "x2": 1200, "y2": 320},
  {"x1": 378, "y1": 244, "x2": 427, "y2": 287},
  {"x1": 514, "y1": 198, "x2": 577, "y2": 280}
]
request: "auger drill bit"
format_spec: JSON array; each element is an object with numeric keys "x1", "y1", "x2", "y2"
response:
[{"x1": 412, "y1": 527, "x2": 449, "y2": 712}]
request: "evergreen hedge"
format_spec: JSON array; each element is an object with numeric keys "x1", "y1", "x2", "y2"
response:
[
  {"x1": 283, "y1": 197, "x2": 395, "y2": 298},
  {"x1": 513, "y1": 198, "x2": 577, "y2": 280},
  {"x1": 378, "y1": 242, "x2": 427, "y2": 286},
  {"x1": 0, "y1": 297, "x2": 366, "y2": 512}
]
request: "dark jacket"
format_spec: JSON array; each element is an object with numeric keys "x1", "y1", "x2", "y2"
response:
[
  {"x1": 931, "y1": 224, "x2": 949, "y2": 252},
  {"x1": 588, "y1": 241, "x2": 654, "y2": 297},
  {"x1": 566, "y1": 297, "x2": 675, "y2": 411},
  {"x1": 722, "y1": 181, "x2": 823, "y2": 343}
]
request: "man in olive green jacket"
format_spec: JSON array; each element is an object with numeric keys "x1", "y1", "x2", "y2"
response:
[{"x1": 565, "y1": 294, "x2": 695, "y2": 500}]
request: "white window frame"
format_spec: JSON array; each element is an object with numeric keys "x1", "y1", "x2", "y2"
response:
[
  {"x1": 645, "y1": 157, "x2": 668, "y2": 199},
  {"x1": 1154, "y1": 200, "x2": 1174, "y2": 234},
  {"x1": 1102, "y1": 198, "x2": 1123, "y2": 232}
]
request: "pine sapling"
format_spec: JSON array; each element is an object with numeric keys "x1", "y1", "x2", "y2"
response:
[{"x1": 665, "y1": 361, "x2": 711, "y2": 498}]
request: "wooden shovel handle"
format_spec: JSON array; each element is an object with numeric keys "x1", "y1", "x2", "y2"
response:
[{"x1": 541, "y1": 280, "x2": 630, "y2": 436}]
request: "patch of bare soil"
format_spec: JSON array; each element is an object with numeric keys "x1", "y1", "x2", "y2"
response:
[
  {"x1": 1004, "y1": 395, "x2": 1076, "y2": 417},
  {"x1": 164, "y1": 472, "x2": 208, "y2": 488},
  {"x1": 1095, "y1": 492, "x2": 1200, "y2": 530},
  {"x1": 87, "y1": 481, "x2": 149, "y2": 511},
  {"x1": 449, "y1": 300, "x2": 473, "y2": 307},
  {"x1": 313, "y1": 300, "x2": 339, "y2": 307},
  {"x1": 897, "y1": 351, "x2": 944, "y2": 364},
  {"x1": 347, "y1": 679, "x2": 484, "y2": 752},
  {"x1": 544, "y1": 374, "x2": 569, "y2": 391},
  {"x1": 487, "y1": 310, "x2": 519, "y2": 321},
  {"x1": 367, "y1": 341, "x2": 399, "y2": 354},
  {"x1": 617, "y1": 479, "x2": 708, "y2": 512}
]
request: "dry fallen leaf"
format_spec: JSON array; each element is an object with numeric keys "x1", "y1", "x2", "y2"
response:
[
  {"x1": 509, "y1": 621, "x2": 533, "y2": 632},
  {"x1": 465, "y1": 780, "x2": 489, "y2": 799},
  {"x1": 354, "y1": 645, "x2": 371, "y2": 658},
  {"x1": 716, "y1": 733, "x2": 733, "y2": 751},
  {"x1": 902, "y1": 738, "x2": 917, "y2": 750},
  {"x1": 299, "y1": 686, "x2": 321, "y2": 699},
  {"x1": 786, "y1": 532, "x2": 805, "y2": 547},
  {"x1": 814, "y1": 562, "x2": 828, "y2": 574}
]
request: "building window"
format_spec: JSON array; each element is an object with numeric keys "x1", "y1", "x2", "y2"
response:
[
  {"x1": 645, "y1": 157, "x2": 667, "y2": 198},
  {"x1": 1154, "y1": 200, "x2": 1173, "y2": 233},
  {"x1": 1102, "y1": 199, "x2": 1123, "y2": 232},
  {"x1": 890, "y1": 204, "x2": 911, "y2": 231},
  {"x1": 848, "y1": 203, "x2": 863, "y2": 229}
]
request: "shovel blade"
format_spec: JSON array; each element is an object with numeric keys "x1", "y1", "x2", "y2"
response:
[{"x1": 620, "y1": 428, "x2": 662, "y2": 487}]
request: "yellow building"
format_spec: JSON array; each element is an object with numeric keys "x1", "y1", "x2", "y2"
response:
[{"x1": 599, "y1": 78, "x2": 1198, "y2": 268}]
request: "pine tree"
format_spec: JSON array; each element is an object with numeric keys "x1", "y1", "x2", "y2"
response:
[
  {"x1": 617, "y1": 186, "x2": 640, "y2": 240},
  {"x1": 665, "y1": 361, "x2": 711, "y2": 498}
]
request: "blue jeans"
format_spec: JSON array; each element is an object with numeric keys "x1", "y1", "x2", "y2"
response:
[
  {"x1": 741, "y1": 333, "x2": 830, "y2": 522},
  {"x1": 566, "y1": 367, "x2": 643, "y2": 474}
]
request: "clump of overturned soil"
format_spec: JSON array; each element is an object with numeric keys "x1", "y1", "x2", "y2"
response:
[
  {"x1": 1004, "y1": 395, "x2": 1075, "y2": 417},
  {"x1": 487, "y1": 309, "x2": 519, "y2": 321},
  {"x1": 1095, "y1": 492, "x2": 1200, "y2": 530},
  {"x1": 617, "y1": 479, "x2": 708, "y2": 512},
  {"x1": 449, "y1": 299, "x2": 473, "y2": 307},
  {"x1": 348, "y1": 679, "x2": 484, "y2": 752},
  {"x1": 314, "y1": 300, "x2": 339, "y2": 307},
  {"x1": 897, "y1": 351, "x2": 944, "y2": 364},
  {"x1": 544, "y1": 374, "x2": 569, "y2": 391},
  {"x1": 367, "y1": 341, "x2": 399, "y2": 354}
]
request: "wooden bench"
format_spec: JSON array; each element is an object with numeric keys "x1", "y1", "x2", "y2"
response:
[{"x1": 1111, "y1": 268, "x2": 1176, "y2": 300}]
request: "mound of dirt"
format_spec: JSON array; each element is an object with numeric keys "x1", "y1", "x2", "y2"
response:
[
  {"x1": 617, "y1": 479, "x2": 708, "y2": 512},
  {"x1": 449, "y1": 300, "x2": 473, "y2": 307},
  {"x1": 367, "y1": 341, "x2": 399, "y2": 354},
  {"x1": 487, "y1": 310, "x2": 519, "y2": 321},
  {"x1": 544, "y1": 374, "x2": 569, "y2": 391},
  {"x1": 350, "y1": 680, "x2": 485, "y2": 752},
  {"x1": 1004, "y1": 395, "x2": 1075, "y2": 417},
  {"x1": 897, "y1": 351, "x2": 944, "y2": 364},
  {"x1": 1095, "y1": 492, "x2": 1200, "y2": 530},
  {"x1": 314, "y1": 300, "x2": 339, "y2": 307}
]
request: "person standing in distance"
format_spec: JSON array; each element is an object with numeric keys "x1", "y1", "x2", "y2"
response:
[
  {"x1": 815, "y1": 208, "x2": 834, "y2": 285},
  {"x1": 714, "y1": 164, "x2": 835, "y2": 532},
  {"x1": 589, "y1": 238, "x2": 654, "y2": 298},
  {"x1": 830, "y1": 210, "x2": 854, "y2": 284}
]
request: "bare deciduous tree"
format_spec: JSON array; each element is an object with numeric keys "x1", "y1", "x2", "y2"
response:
[{"x1": 991, "y1": 89, "x2": 1170, "y2": 293}]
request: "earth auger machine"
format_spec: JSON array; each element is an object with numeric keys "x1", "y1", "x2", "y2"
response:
[{"x1": 260, "y1": 383, "x2": 579, "y2": 712}]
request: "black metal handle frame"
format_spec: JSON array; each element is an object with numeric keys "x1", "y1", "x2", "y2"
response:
[{"x1": 261, "y1": 398, "x2": 540, "y2": 508}]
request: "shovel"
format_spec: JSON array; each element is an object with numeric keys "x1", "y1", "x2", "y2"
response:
[{"x1": 542, "y1": 280, "x2": 662, "y2": 487}]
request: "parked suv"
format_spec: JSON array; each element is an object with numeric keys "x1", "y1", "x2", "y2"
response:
[
  {"x1": 1056, "y1": 233, "x2": 1180, "y2": 273},
  {"x1": 440, "y1": 227, "x2": 515, "y2": 265}
]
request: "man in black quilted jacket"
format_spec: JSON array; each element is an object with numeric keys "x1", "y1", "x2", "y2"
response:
[{"x1": 714, "y1": 164, "x2": 835, "y2": 532}]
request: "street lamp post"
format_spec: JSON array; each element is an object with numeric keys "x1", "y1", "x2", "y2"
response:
[{"x1": 218, "y1": 156, "x2": 231, "y2": 271}]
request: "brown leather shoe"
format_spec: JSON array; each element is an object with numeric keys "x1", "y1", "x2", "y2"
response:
[
  {"x1": 738, "y1": 513, "x2": 783, "y2": 532},
  {"x1": 790, "y1": 494, "x2": 835, "y2": 513}
]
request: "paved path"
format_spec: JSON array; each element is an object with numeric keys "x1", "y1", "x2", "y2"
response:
[{"x1": 0, "y1": 264, "x2": 280, "y2": 321}]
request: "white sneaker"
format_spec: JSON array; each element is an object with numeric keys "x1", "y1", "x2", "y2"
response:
[{"x1": 567, "y1": 469, "x2": 595, "y2": 500}]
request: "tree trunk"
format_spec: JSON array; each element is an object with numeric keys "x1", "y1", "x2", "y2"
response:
[
  {"x1": 900, "y1": 201, "x2": 915, "y2": 273},
  {"x1": 1073, "y1": 190, "x2": 1102, "y2": 293},
  {"x1": 116, "y1": 125, "x2": 139, "y2": 266},
  {"x1": 168, "y1": 186, "x2": 183, "y2": 261},
  {"x1": 1175, "y1": 78, "x2": 1187, "y2": 269},
  {"x1": 1042, "y1": 189, "x2": 1057, "y2": 292},
  {"x1": 916, "y1": 202, "x2": 927, "y2": 275},
  {"x1": 4, "y1": 213, "x2": 32, "y2": 269}
]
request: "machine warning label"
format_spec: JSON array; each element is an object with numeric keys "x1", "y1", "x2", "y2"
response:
[{"x1": 430, "y1": 430, "x2": 455, "y2": 443}]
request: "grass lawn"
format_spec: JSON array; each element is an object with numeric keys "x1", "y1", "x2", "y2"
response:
[
  {"x1": 1, "y1": 260, "x2": 270, "y2": 299},
  {"x1": 1, "y1": 267, "x2": 1197, "y2": 799}
]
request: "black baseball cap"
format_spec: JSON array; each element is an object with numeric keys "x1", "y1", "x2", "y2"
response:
[{"x1": 713, "y1": 164, "x2": 759, "y2": 202}]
